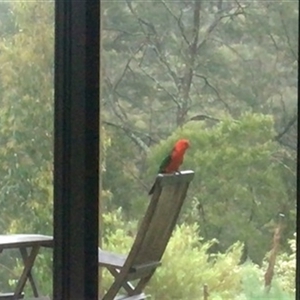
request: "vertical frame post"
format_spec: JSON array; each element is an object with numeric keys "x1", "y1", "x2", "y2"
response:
[{"x1": 54, "y1": 1, "x2": 100, "y2": 299}]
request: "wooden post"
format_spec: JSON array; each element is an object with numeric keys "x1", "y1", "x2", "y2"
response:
[
  {"x1": 264, "y1": 214, "x2": 285, "y2": 292},
  {"x1": 203, "y1": 284, "x2": 209, "y2": 300}
]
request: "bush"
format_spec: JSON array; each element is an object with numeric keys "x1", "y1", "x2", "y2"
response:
[{"x1": 101, "y1": 210, "x2": 295, "y2": 300}]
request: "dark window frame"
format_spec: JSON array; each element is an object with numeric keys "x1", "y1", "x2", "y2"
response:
[{"x1": 53, "y1": 1, "x2": 100, "y2": 299}]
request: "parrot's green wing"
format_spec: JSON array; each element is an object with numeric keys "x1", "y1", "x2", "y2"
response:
[
  {"x1": 148, "y1": 151, "x2": 172, "y2": 195},
  {"x1": 149, "y1": 148, "x2": 174, "y2": 195},
  {"x1": 158, "y1": 154, "x2": 172, "y2": 173}
]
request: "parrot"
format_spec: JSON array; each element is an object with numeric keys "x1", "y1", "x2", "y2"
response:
[{"x1": 148, "y1": 139, "x2": 190, "y2": 195}]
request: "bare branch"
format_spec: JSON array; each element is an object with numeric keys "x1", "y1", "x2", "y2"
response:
[
  {"x1": 197, "y1": 6, "x2": 245, "y2": 50},
  {"x1": 103, "y1": 120, "x2": 150, "y2": 153},
  {"x1": 267, "y1": 33, "x2": 280, "y2": 67},
  {"x1": 276, "y1": 140, "x2": 297, "y2": 152},
  {"x1": 217, "y1": 0, "x2": 223, "y2": 12},
  {"x1": 271, "y1": 154, "x2": 296, "y2": 176},
  {"x1": 103, "y1": 143, "x2": 150, "y2": 191},
  {"x1": 274, "y1": 114, "x2": 297, "y2": 142},
  {"x1": 151, "y1": 46, "x2": 180, "y2": 88},
  {"x1": 191, "y1": 0, "x2": 201, "y2": 55},
  {"x1": 125, "y1": 0, "x2": 180, "y2": 89},
  {"x1": 278, "y1": 93, "x2": 287, "y2": 119},
  {"x1": 279, "y1": 10, "x2": 298, "y2": 62},
  {"x1": 194, "y1": 73, "x2": 232, "y2": 113},
  {"x1": 104, "y1": 77, "x2": 128, "y2": 123},
  {"x1": 138, "y1": 46, "x2": 148, "y2": 67},
  {"x1": 268, "y1": 33, "x2": 279, "y2": 51},
  {"x1": 175, "y1": 0, "x2": 201, "y2": 126},
  {"x1": 126, "y1": 0, "x2": 157, "y2": 35},
  {"x1": 211, "y1": 38, "x2": 247, "y2": 61},
  {"x1": 233, "y1": 0, "x2": 250, "y2": 12},
  {"x1": 103, "y1": 43, "x2": 145, "y2": 129},
  {"x1": 138, "y1": 66, "x2": 180, "y2": 107},
  {"x1": 159, "y1": 0, "x2": 191, "y2": 46},
  {"x1": 189, "y1": 114, "x2": 220, "y2": 122},
  {"x1": 113, "y1": 43, "x2": 145, "y2": 92},
  {"x1": 126, "y1": 168, "x2": 149, "y2": 192},
  {"x1": 103, "y1": 27, "x2": 135, "y2": 36}
]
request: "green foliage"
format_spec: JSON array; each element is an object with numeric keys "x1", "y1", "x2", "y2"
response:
[
  {"x1": 0, "y1": 1, "x2": 54, "y2": 234},
  {"x1": 236, "y1": 262, "x2": 294, "y2": 300},
  {"x1": 272, "y1": 233, "x2": 296, "y2": 294},
  {"x1": 101, "y1": 0, "x2": 296, "y2": 269},
  {"x1": 147, "y1": 224, "x2": 243, "y2": 300},
  {"x1": 102, "y1": 211, "x2": 295, "y2": 299},
  {"x1": 0, "y1": 1, "x2": 54, "y2": 295},
  {"x1": 103, "y1": 128, "x2": 148, "y2": 217},
  {"x1": 147, "y1": 113, "x2": 292, "y2": 263}
]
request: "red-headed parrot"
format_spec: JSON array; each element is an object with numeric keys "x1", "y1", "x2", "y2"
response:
[{"x1": 148, "y1": 139, "x2": 190, "y2": 195}]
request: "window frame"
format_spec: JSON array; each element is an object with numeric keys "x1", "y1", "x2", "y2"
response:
[{"x1": 53, "y1": 1, "x2": 100, "y2": 299}]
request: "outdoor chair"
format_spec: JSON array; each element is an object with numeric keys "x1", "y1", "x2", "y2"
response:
[{"x1": 98, "y1": 170, "x2": 195, "y2": 300}]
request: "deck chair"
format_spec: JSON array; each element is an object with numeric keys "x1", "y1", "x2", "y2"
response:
[{"x1": 99, "y1": 170, "x2": 195, "y2": 300}]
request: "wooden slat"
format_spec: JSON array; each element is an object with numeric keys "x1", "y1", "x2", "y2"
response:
[
  {"x1": 19, "y1": 297, "x2": 50, "y2": 300},
  {"x1": 131, "y1": 261, "x2": 161, "y2": 272},
  {"x1": 99, "y1": 249, "x2": 160, "y2": 273},
  {"x1": 0, "y1": 235, "x2": 53, "y2": 249},
  {"x1": 114, "y1": 293, "x2": 147, "y2": 300},
  {"x1": 156, "y1": 170, "x2": 194, "y2": 186},
  {"x1": 127, "y1": 265, "x2": 161, "y2": 281},
  {"x1": 133, "y1": 180, "x2": 193, "y2": 265},
  {"x1": 0, "y1": 293, "x2": 24, "y2": 299},
  {"x1": 99, "y1": 249, "x2": 127, "y2": 269},
  {"x1": 23, "y1": 297, "x2": 50, "y2": 300}
]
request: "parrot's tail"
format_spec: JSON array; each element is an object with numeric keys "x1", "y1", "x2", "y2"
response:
[{"x1": 148, "y1": 181, "x2": 156, "y2": 195}]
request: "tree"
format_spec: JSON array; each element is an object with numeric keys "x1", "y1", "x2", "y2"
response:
[
  {"x1": 0, "y1": 1, "x2": 54, "y2": 234},
  {"x1": 147, "y1": 113, "x2": 295, "y2": 263},
  {"x1": 101, "y1": 0, "x2": 297, "y2": 219}
]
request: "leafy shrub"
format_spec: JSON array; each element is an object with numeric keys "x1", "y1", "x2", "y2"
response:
[
  {"x1": 146, "y1": 113, "x2": 293, "y2": 263},
  {"x1": 236, "y1": 262, "x2": 294, "y2": 300},
  {"x1": 101, "y1": 210, "x2": 295, "y2": 300},
  {"x1": 146, "y1": 224, "x2": 243, "y2": 300},
  {"x1": 272, "y1": 233, "x2": 296, "y2": 294}
]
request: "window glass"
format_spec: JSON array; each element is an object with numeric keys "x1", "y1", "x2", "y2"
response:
[
  {"x1": 101, "y1": 1, "x2": 297, "y2": 298},
  {"x1": 0, "y1": 1, "x2": 54, "y2": 296}
]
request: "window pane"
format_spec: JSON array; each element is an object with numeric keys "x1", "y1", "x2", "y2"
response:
[
  {"x1": 101, "y1": 0, "x2": 297, "y2": 298},
  {"x1": 0, "y1": 1, "x2": 53, "y2": 297}
]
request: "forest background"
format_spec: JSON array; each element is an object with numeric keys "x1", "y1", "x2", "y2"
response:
[{"x1": 0, "y1": 1, "x2": 297, "y2": 299}]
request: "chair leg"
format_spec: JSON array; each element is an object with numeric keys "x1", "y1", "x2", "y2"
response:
[
  {"x1": 14, "y1": 246, "x2": 40, "y2": 297},
  {"x1": 133, "y1": 270, "x2": 155, "y2": 295},
  {"x1": 19, "y1": 247, "x2": 39, "y2": 297},
  {"x1": 102, "y1": 271, "x2": 130, "y2": 300},
  {"x1": 107, "y1": 267, "x2": 135, "y2": 294}
]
